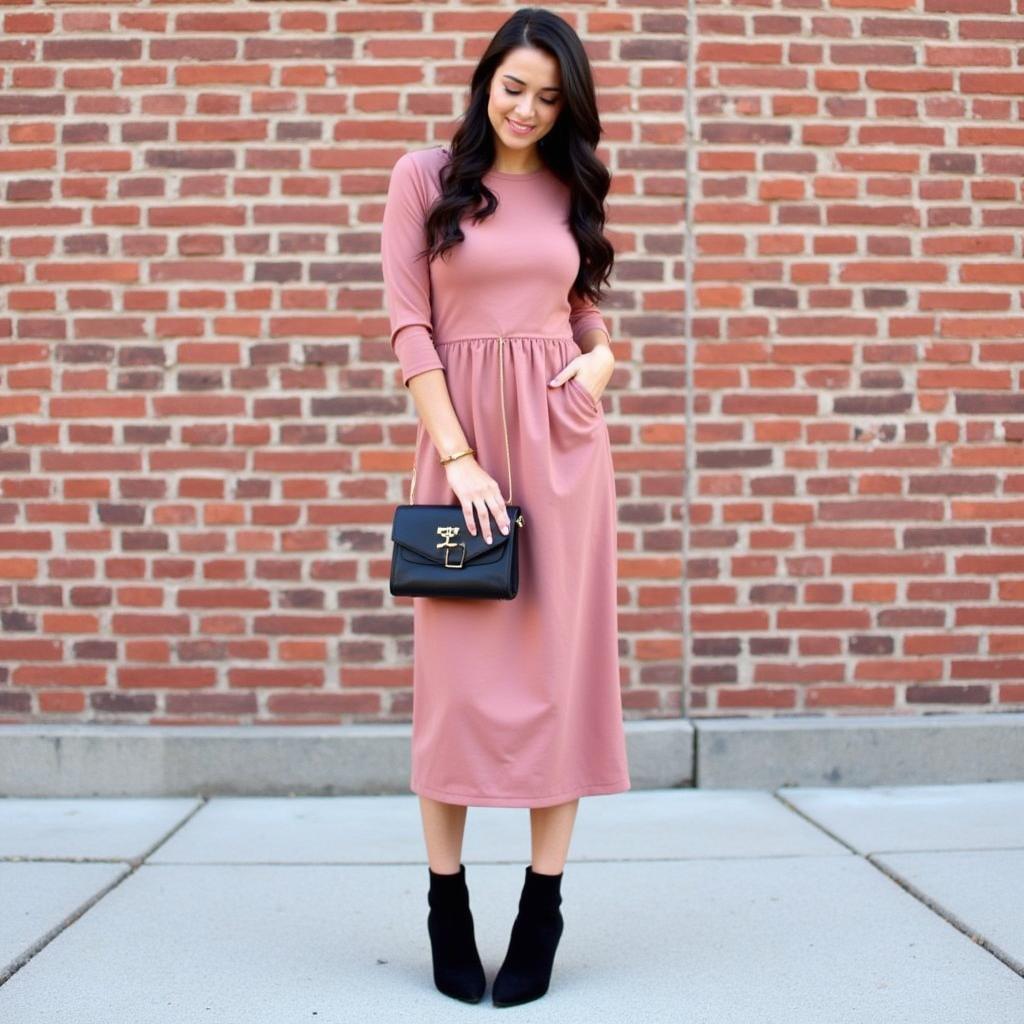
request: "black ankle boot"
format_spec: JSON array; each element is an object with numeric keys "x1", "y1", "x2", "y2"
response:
[
  {"x1": 492, "y1": 865, "x2": 565, "y2": 1007},
  {"x1": 426, "y1": 862, "x2": 486, "y2": 1003}
]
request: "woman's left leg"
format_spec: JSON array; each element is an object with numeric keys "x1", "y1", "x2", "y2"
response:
[
  {"x1": 529, "y1": 797, "x2": 579, "y2": 873},
  {"x1": 492, "y1": 797, "x2": 579, "y2": 1007}
]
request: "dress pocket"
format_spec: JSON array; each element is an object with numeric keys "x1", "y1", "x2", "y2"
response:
[{"x1": 566, "y1": 376, "x2": 600, "y2": 413}]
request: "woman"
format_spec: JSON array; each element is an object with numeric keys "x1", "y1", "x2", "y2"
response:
[{"x1": 380, "y1": 7, "x2": 630, "y2": 1008}]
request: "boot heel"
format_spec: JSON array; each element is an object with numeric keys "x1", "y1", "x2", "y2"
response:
[{"x1": 426, "y1": 862, "x2": 487, "y2": 1003}]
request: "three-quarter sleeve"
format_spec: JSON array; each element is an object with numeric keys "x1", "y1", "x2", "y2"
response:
[
  {"x1": 380, "y1": 152, "x2": 446, "y2": 387},
  {"x1": 568, "y1": 286, "x2": 611, "y2": 349}
]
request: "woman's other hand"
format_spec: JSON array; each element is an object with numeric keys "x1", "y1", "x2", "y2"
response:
[{"x1": 547, "y1": 345, "x2": 614, "y2": 405}]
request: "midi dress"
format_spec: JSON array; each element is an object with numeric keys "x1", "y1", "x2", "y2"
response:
[{"x1": 381, "y1": 144, "x2": 630, "y2": 808}]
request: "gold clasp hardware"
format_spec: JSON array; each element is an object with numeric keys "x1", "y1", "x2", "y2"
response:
[
  {"x1": 515, "y1": 513, "x2": 524, "y2": 527},
  {"x1": 436, "y1": 525, "x2": 465, "y2": 568}
]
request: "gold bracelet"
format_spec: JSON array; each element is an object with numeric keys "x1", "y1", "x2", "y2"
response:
[{"x1": 439, "y1": 447, "x2": 475, "y2": 466}]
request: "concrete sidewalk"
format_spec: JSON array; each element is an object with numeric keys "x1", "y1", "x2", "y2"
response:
[{"x1": 1, "y1": 783, "x2": 1022, "y2": 1023}]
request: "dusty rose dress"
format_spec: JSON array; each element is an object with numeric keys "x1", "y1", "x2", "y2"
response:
[{"x1": 381, "y1": 145, "x2": 630, "y2": 807}]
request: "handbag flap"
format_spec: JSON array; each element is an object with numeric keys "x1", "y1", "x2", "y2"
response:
[{"x1": 391, "y1": 504, "x2": 517, "y2": 566}]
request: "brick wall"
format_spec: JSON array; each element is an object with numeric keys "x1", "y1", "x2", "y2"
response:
[
  {"x1": 688, "y1": 0, "x2": 1024, "y2": 714},
  {"x1": 0, "y1": 0, "x2": 1020, "y2": 725}
]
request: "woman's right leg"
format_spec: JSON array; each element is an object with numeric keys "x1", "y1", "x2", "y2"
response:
[
  {"x1": 418, "y1": 795, "x2": 468, "y2": 871},
  {"x1": 417, "y1": 795, "x2": 486, "y2": 1003}
]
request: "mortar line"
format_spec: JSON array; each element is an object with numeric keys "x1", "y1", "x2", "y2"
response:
[{"x1": 681, "y1": 0, "x2": 697, "y2": 730}]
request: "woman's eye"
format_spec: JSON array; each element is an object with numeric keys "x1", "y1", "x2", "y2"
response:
[{"x1": 504, "y1": 87, "x2": 557, "y2": 107}]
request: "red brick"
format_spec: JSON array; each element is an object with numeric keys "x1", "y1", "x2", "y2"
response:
[
  {"x1": 962, "y1": 72, "x2": 1024, "y2": 94},
  {"x1": 832, "y1": 0, "x2": 915, "y2": 8},
  {"x1": 866, "y1": 70, "x2": 953, "y2": 90},
  {"x1": 925, "y1": 45, "x2": 1011, "y2": 66},
  {"x1": 926, "y1": 0, "x2": 1010, "y2": 12},
  {"x1": 839, "y1": 262, "x2": 950, "y2": 282},
  {"x1": 696, "y1": 41, "x2": 782, "y2": 64}
]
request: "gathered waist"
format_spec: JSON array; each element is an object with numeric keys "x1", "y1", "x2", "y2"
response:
[{"x1": 434, "y1": 333, "x2": 575, "y2": 347}]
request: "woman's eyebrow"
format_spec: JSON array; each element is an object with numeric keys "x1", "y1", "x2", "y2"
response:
[{"x1": 502, "y1": 73, "x2": 561, "y2": 93}]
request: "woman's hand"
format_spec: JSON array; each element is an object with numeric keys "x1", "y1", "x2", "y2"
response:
[
  {"x1": 443, "y1": 455, "x2": 511, "y2": 545},
  {"x1": 548, "y1": 346, "x2": 614, "y2": 405}
]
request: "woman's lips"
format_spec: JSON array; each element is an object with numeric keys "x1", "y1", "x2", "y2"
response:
[{"x1": 507, "y1": 118, "x2": 534, "y2": 135}]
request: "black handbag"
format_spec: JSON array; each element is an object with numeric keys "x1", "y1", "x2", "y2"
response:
[{"x1": 390, "y1": 334, "x2": 525, "y2": 599}]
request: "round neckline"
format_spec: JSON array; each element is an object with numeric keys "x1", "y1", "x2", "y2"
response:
[
  {"x1": 484, "y1": 165, "x2": 548, "y2": 180},
  {"x1": 438, "y1": 147, "x2": 548, "y2": 181}
]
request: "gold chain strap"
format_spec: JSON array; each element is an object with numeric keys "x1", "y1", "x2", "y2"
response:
[{"x1": 409, "y1": 333, "x2": 513, "y2": 505}]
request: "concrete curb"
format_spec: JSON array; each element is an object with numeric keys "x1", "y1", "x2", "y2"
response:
[
  {"x1": 695, "y1": 711, "x2": 1024, "y2": 789},
  {"x1": 0, "y1": 719, "x2": 694, "y2": 797},
  {"x1": 0, "y1": 712, "x2": 1021, "y2": 796}
]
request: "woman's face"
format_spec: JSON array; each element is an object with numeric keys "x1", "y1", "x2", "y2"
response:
[{"x1": 486, "y1": 46, "x2": 564, "y2": 163}]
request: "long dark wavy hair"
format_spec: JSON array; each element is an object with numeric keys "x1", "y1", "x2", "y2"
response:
[{"x1": 423, "y1": 8, "x2": 614, "y2": 306}]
